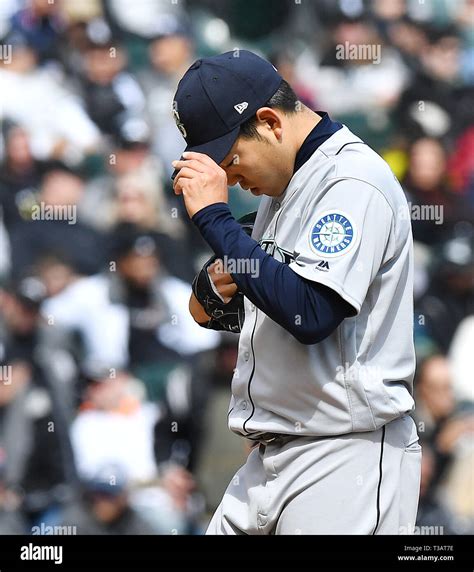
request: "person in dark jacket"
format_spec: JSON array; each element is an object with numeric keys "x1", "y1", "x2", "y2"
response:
[
  {"x1": 9, "y1": 163, "x2": 106, "y2": 280},
  {"x1": 60, "y1": 465, "x2": 155, "y2": 535},
  {"x1": 0, "y1": 276, "x2": 77, "y2": 528}
]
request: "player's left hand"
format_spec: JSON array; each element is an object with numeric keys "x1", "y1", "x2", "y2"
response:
[{"x1": 172, "y1": 152, "x2": 228, "y2": 218}]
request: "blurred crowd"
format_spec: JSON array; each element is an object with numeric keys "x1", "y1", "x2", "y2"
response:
[{"x1": 0, "y1": 0, "x2": 473, "y2": 535}]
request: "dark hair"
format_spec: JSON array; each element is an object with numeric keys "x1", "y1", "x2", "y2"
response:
[
  {"x1": 41, "y1": 160, "x2": 85, "y2": 181},
  {"x1": 239, "y1": 79, "x2": 300, "y2": 140}
]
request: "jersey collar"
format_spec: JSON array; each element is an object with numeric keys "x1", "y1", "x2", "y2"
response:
[{"x1": 293, "y1": 111, "x2": 343, "y2": 175}]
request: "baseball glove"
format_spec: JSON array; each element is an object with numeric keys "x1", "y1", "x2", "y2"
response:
[{"x1": 192, "y1": 212, "x2": 256, "y2": 333}]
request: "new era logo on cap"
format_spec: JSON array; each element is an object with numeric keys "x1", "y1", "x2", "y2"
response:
[{"x1": 234, "y1": 102, "x2": 249, "y2": 115}]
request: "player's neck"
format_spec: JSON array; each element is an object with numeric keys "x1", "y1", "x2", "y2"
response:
[{"x1": 292, "y1": 109, "x2": 323, "y2": 152}]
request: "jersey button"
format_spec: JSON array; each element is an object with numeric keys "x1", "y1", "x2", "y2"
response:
[
  {"x1": 242, "y1": 401, "x2": 248, "y2": 410},
  {"x1": 274, "y1": 202, "x2": 281, "y2": 211},
  {"x1": 250, "y1": 304, "x2": 256, "y2": 312},
  {"x1": 244, "y1": 351, "x2": 250, "y2": 361}
]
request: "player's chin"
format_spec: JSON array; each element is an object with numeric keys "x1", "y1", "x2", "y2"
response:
[{"x1": 240, "y1": 184, "x2": 263, "y2": 196}]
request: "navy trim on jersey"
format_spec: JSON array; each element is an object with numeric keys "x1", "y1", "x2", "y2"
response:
[
  {"x1": 242, "y1": 311, "x2": 259, "y2": 435},
  {"x1": 372, "y1": 425, "x2": 386, "y2": 535},
  {"x1": 192, "y1": 203, "x2": 353, "y2": 345},
  {"x1": 242, "y1": 204, "x2": 287, "y2": 433},
  {"x1": 293, "y1": 111, "x2": 343, "y2": 174},
  {"x1": 335, "y1": 141, "x2": 367, "y2": 155}
]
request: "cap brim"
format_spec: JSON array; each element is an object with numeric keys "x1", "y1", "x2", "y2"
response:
[{"x1": 171, "y1": 126, "x2": 240, "y2": 181}]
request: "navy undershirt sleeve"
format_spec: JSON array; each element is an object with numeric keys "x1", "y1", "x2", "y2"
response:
[{"x1": 192, "y1": 203, "x2": 354, "y2": 344}]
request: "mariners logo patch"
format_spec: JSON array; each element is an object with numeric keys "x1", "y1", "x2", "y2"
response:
[{"x1": 310, "y1": 212, "x2": 356, "y2": 258}]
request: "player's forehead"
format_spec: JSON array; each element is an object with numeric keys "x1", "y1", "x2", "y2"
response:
[
  {"x1": 219, "y1": 138, "x2": 242, "y2": 168},
  {"x1": 219, "y1": 151, "x2": 232, "y2": 168}
]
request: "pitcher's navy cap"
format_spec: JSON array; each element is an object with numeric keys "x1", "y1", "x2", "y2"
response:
[{"x1": 171, "y1": 50, "x2": 282, "y2": 179}]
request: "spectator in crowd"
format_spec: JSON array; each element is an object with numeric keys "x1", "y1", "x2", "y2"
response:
[
  {"x1": 105, "y1": 0, "x2": 186, "y2": 41},
  {"x1": 112, "y1": 172, "x2": 185, "y2": 244},
  {"x1": 0, "y1": 122, "x2": 46, "y2": 231},
  {"x1": 308, "y1": 13, "x2": 409, "y2": 146},
  {"x1": 414, "y1": 353, "x2": 474, "y2": 533},
  {"x1": 415, "y1": 231, "x2": 474, "y2": 353},
  {"x1": 186, "y1": 0, "x2": 293, "y2": 43},
  {"x1": 375, "y1": 15, "x2": 430, "y2": 72},
  {"x1": 8, "y1": 0, "x2": 65, "y2": 66},
  {"x1": 0, "y1": 275, "x2": 78, "y2": 418},
  {"x1": 416, "y1": 441, "x2": 459, "y2": 534},
  {"x1": 449, "y1": 315, "x2": 474, "y2": 404},
  {"x1": 70, "y1": 367, "x2": 159, "y2": 484},
  {"x1": 0, "y1": 278, "x2": 76, "y2": 529},
  {"x1": 269, "y1": 49, "x2": 318, "y2": 111},
  {"x1": 395, "y1": 24, "x2": 474, "y2": 142},
  {"x1": 70, "y1": 366, "x2": 201, "y2": 533},
  {"x1": 414, "y1": 355, "x2": 456, "y2": 443},
  {"x1": 9, "y1": 163, "x2": 106, "y2": 280},
  {"x1": 79, "y1": 118, "x2": 188, "y2": 259},
  {"x1": 60, "y1": 464, "x2": 154, "y2": 535},
  {"x1": 58, "y1": 15, "x2": 107, "y2": 80},
  {"x1": 79, "y1": 23, "x2": 146, "y2": 136},
  {"x1": 40, "y1": 226, "x2": 218, "y2": 372},
  {"x1": 0, "y1": 31, "x2": 101, "y2": 164},
  {"x1": 139, "y1": 18, "x2": 195, "y2": 180},
  {"x1": 108, "y1": 164, "x2": 190, "y2": 275},
  {"x1": 0, "y1": 448, "x2": 28, "y2": 534},
  {"x1": 414, "y1": 355, "x2": 474, "y2": 494},
  {"x1": 39, "y1": 254, "x2": 130, "y2": 371},
  {"x1": 109, "y1": 226, "x2": 219, "y2": 368},
  {"x1": 402, "y1": 137, "x2": 473, "y2": 246},
  {"x1": 440, "y1": 414, "x2": 474, "y2": 533},
  {"x1": 447, "y1": 126, "x2": 474, "y2": 205}
]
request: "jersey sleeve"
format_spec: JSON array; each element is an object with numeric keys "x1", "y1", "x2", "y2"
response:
[{"x1": 288, "y1": 179, "x2": 394, "y2": 315}]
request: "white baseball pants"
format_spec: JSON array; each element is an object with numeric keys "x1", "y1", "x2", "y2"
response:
[{"x1": 206, "y1": 415, "x2": 421, "y2": 535}]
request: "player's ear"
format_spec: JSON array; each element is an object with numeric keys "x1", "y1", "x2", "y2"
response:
[{"x1": 255, "y1": 107, "x2": 283, "y2": 141}]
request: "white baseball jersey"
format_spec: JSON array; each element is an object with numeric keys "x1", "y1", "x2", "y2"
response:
[{"x1": 229, "y1": 125, "x2": 416, "y2": 438}]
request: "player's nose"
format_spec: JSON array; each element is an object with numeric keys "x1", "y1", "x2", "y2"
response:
[{"x1": 226, "y1": 172, "x2": 242, "y2": 187}]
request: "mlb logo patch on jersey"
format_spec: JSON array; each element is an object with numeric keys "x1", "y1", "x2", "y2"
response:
[{"x1": 310, "y1": 212, "x2": 356, "y2": 258}]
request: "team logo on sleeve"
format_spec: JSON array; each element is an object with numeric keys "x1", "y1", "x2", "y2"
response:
[{"x1": 309, "y1": 212, "x2": 356, "y2": 258}]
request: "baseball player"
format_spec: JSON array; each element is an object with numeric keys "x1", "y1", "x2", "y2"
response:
[{"x1": 171, "y1": 50, "x2": 421, "y2": 535}]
